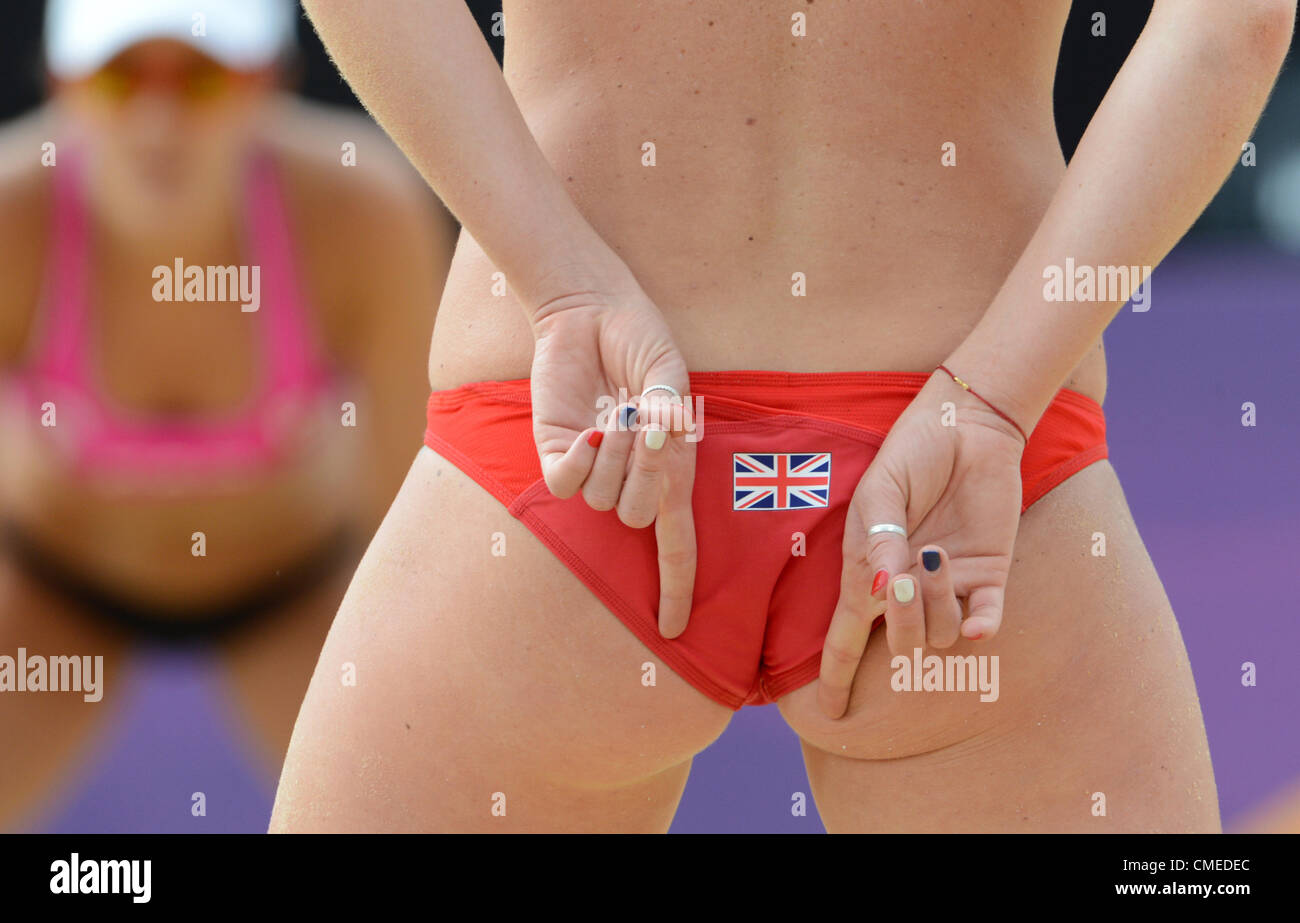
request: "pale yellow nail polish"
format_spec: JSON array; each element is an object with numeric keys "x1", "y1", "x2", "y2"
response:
[
  {"x1": 644, "y1": 427, "x2": 667, "y2": 450},
  {"x1": 893, "y1": 576, "x2": 915, "y2": 603}
]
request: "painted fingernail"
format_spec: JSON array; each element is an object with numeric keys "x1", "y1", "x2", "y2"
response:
[
  {"x1": 587, "y1": 430, "x2": 604, "y2": 448},
  {"x1": 922, "y1": 549, "x2": 941, "y2": 572},
  {"x1": 893, "y1": 576, "x2": 915, "y2": 603},
  {"x1": 644, "y1": 427, "x2": 667, "y2": 450},
  {"x1": 970, "y1": 633, "x2": 983, "y2": 641},
  {"x1": 619, "y1": 404, "x2": 638, "y2": 429},
  {"x1": 871, "y1": 569, "x2": 889, "y2": 595}
]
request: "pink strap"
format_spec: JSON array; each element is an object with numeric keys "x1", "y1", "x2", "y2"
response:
[
  {"x1": 37, "y1": 150, "x2": 91, "y2": 384},
  {"x1": 243, "y1": 150, "x2": 329, "y2": 394}
]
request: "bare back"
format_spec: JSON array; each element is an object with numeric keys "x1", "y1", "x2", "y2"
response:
[{"x1": 430, "y1": 0, "x2": 1103, "y2": 400}]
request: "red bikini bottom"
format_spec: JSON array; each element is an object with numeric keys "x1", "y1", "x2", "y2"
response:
[{"x1": 423, "y1": 371, "x2": 1108, "y2": 709}]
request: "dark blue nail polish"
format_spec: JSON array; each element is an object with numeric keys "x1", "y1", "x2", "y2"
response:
[
  {"x1": 922, "y1": 550, "x2": 941, "y2": 572},
  {"x1": 619, "y1": 404, "x2": 638, "y2": 428}
]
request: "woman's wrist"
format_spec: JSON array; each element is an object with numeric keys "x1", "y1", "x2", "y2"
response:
[
  {"x1": 939, "y1": 321, "x2": 1064, "y2": 441},
  {"x1": 924, "y1": 366, "x2": 1031, "y2": 448},
  {"x1": 515, "y1": 236, "x2": 644, "y2": 326},
  {"x1": 931, "y1": 364, "x2": 1031, "y2": 444}
]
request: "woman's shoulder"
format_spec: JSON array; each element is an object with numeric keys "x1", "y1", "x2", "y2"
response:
[
  {"x1": 0, "y1": 107, "x2": 55, "y2": 366},
  {"x1": 260, "y1": 96, "x2": 438, "y2": 222},
  {"x1": 0, "y1": 107, "x2": 54, "y2": 226},
  {"x1": 260, "y1": 96, "x2": 453, "y2": 287},
  {"x1": 258, "y1": 96, "x2": 456, "y2": 354}
]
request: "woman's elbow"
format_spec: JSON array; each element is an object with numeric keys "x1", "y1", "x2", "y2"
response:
[
  {"x1": 1245, "y1": 0, "x2": 1297, "y2": 58},
  {"x1": 1164, "y1": 0, "x2": 1297, "y2": 65},
  {"x1": 1225, "y1": 0, "x2": 1295, "y2": 64}
]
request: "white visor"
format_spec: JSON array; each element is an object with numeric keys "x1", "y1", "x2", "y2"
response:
[{"x1": 45, "y1": 0, "x2": 296, "y2": 79}]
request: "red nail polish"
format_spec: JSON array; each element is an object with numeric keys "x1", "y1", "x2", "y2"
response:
[
  {"x1": 587, "y1": 431, "x2": 604, "y2": 448},
  {"x1": 971, "y1": 633, "x2": 983, "y2": 640},
  {"x1": 871, "y1": 569, "x2": 888, "y2": 595}
]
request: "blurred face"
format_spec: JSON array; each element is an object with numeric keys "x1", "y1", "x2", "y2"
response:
[{"x1": 54, "y1": 39, "x2": 278, "y2": 229}]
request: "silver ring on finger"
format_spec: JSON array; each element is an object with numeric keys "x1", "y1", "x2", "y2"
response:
[
  {"x1": 867, "y1": 522, "x2": 908, "y2": 539},
  {"x1": 640, "y1": 384, "x2": 682, "y2": 402}
]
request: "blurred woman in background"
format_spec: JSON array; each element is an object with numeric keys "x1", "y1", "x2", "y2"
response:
[{"x1": 0, "y1": 0, "x2": 456, "y2": 831}]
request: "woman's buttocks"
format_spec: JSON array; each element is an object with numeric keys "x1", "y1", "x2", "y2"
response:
[{"x1": 430, "y1": 0, "x2": 1105, "y2": 400}]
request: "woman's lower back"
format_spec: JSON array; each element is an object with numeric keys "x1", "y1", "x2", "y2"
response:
[{"x1": 429, "y1": 0, "x2": 1107, "y2": 401}]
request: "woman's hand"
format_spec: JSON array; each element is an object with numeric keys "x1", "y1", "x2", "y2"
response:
[
  {"x1": 527, "y1": 268, "x2": 697, "y2": 638},
  {"x1": 817, "y1": 369, "x2": 1028, "y2": 718}
]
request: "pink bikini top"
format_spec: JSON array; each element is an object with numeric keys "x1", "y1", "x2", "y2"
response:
[{"x1": 5, "y1": 149, "x2": 341, "y2": 482}]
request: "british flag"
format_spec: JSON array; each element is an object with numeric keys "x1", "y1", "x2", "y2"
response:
[{"x1": 733, "y1": 452, "x2": 832, "y2": 510}]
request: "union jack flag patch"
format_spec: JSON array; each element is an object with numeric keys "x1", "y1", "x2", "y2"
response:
[{"x1": 733, "y1": 452, "x2": 831, "y2": 510}]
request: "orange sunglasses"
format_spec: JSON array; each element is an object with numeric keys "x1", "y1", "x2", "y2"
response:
[{"x1": 75, "y1": 54, "x2": 266, "y2": 105}]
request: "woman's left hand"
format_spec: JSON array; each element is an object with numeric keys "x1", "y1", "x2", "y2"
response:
[{"x1": 817, "y1": 369, "x2": 1028, "y2": 718}]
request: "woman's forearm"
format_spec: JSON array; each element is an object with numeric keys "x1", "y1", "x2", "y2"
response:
[
  {"x1": 300, "y1": 0, "x2": 618, "y2": 310},
  {"x1": 944, "y1": 0, "x2": 1296, "y2": 432}
]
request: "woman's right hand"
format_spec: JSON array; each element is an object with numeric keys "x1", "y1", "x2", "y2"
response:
[{"x1": 527, "y1": 268, "x2": 697, "y2": 638}]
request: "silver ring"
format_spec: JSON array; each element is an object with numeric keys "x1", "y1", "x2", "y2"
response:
[
  {"x1": 867, "y1": 523, "x2": 908, "y2": 538},
  {"x1": 640, "y1": 384, "x2": 682, "y2": 401}
]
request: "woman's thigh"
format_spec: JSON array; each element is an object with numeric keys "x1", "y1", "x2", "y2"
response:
[
  {"x1": 270, "y1": 447, "x2": 733, "y2": 833},
  {"x1": 776, "y1": 460, "x2": 1221, "y2": 832}
]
